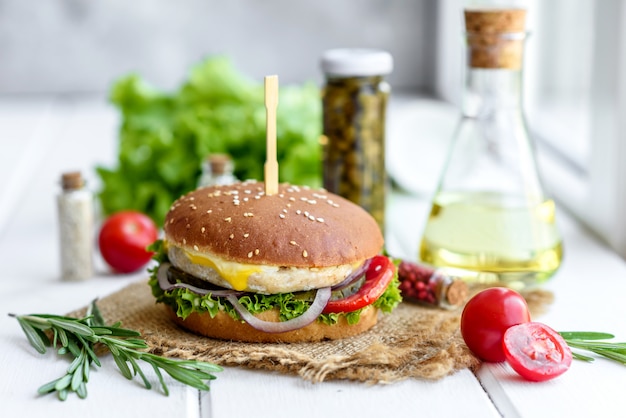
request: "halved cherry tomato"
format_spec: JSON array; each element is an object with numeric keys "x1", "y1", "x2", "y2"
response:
[
  {"x1": 503, "y1": 322, "x2": 572, "y2": 382},
  {"x1": 461, "y1": 287, "x2": 531, "y2": 362},
  {"x1": 322, "y1": 255, "x2": 395, "y2": 314}
]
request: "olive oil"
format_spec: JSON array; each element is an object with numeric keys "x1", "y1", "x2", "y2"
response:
[{"x1": 419, "y1": 192, "x2": 562, "y2": 289}]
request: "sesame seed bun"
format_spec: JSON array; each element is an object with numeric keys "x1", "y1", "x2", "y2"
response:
[{"x1": 163, "y1": 181, "x2": 383, "y2": 293}]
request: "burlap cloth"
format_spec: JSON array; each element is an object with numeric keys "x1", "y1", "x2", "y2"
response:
[{"x1": 73, "y1": 279, "x2": 553, "y2": 384}]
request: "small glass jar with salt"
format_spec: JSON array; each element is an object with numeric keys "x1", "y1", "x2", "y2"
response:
[{"x1": 57, "y1": 171, "x2": 94, "y2": 281}]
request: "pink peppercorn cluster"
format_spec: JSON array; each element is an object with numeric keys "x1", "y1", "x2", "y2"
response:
[{"x1": 397, "y1": 260, "x2": 440, "y2": 305}]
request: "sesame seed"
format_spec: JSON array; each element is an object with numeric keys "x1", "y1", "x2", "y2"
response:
[
  {"x1": 254, "y1": 249, "x2": 259, "y2": 255},
  {"x1": 307, "y1": 200, "x2": 317, "y2": 204},
  {"x1": 279, "y1": 194, "x2": 284, "y2": 198},
  {"x1": 247, "y1": 251, "x2": 253, "y2": 258},
  {"x1": 304, "y1": 211, "x2": 309, "y2": 217},
  {"x1": 244, "y1": 190, "x2": 251, "y2": 194},
  {"x1": 289, "y1": 240, "x2": 297, "y2": 246},
  {"x1": 193, "y1": 245, "x2": 199, "y2": 251},
  {"x1": 317, "y1": 218, "x2": 325, "y2": 223},
  {"x1": 224, "y1": 217, "x2": 232, "y2": 222},
  {"x1": 289, "y1": 197, "x2": 296, "y2": 202},
  {"x1": 186, "y1": 223, "x2": 191, "y2": 229},
  {"x1": 207, "y1": 210, "x2": 213, "y2": 214},
  {"x1": 229, "y1": 234, "x2": 234, "y2": 239},
  {"x1": 300, "y1": 197, "x2": 308, "y2": 201},
  {"x1": 183, "y1": 238, "x2": 187, "y2": 244},
  {"x1": 302, "y1": 250, "x2": 308, "y2": 258},
  {"x1": 234, "y1": 201, "x2": 240, "y2": 206},
  {"x1": 189, "y1": 197, "x2": 195, "y2": 201},
  {"x1": 244, "y1": 212, "x2": 254, "y2": 217},
  {"x1": 244, "y1": 197, "x2": 249, "y2": 202},
  {"x1": 255, "y1": 196, "x2": 261, "y2": 200},
  {"x1": 190, "y1": 204, "x2": 197, "y2": 210},
  {"x1": 296, "y1": 210, "x2": 302, "y2": 215},
  {"x1": 282, "y1": 209, "x2": 288, "y2": 213},
  {"x1": 308, "y1": 215, "x2": 315, "y2": 221},
  {"x1": 169, "y1": 219, "x2": 174, "y2": 224},
  {"x1": 243, "y1": 233, "x2": 249, "y2": 238},
  {"x1": 333, "y1": 203, "x2": 340, "y2": 208},
  {"x1": 279, "y1": 214, "x2": 286, "y2": 219},
  {"x1": 201, "y1": 227, "x2": 206, "y2": 233}
]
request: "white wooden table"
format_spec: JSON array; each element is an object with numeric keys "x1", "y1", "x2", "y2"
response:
[{"x1": 1, "y1": 97, "x2": 625, "y2": 417}]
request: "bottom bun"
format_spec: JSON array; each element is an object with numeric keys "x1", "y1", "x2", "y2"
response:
[{"x1": 166, "y1": 305, "x2": 379, "y2": 343}]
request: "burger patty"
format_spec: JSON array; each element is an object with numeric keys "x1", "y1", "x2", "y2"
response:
[{"x1": 167, "y1": 244, "x2": 359, "y2": 294}]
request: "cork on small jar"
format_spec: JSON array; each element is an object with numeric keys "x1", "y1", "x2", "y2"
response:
[
  {"x1": 208, "y1": 154, "x2": 231, "y2": 175},
  {"x1": 61, "y1": 171, "x2": 85, "y2": 191},
  {"x1": 464, "y1": 8, "x2": 527, "y2": 69}
]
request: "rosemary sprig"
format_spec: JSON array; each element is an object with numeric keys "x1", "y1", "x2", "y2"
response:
[
  {"x1": 560, "y1": 331, "x2": 626, "y2": 365},
  {"x1": 9, "y1": 300, "x2": 222, "y2": 401}
]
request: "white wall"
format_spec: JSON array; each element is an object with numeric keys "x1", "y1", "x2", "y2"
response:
[{"x1": 0, "y1": 0, "x2": 438, "y2": 94}]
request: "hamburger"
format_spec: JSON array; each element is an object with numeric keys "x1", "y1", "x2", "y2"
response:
[{"x1": 148, "y1": 180, "x2": 401, "y2": 343}]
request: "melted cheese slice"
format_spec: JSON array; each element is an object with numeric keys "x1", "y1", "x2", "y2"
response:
[{"x1": 184, "y1": 250, "x2": 263, "y2": 291}]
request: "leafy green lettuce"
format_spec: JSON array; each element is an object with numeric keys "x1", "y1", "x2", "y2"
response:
[
  {"x1": 147, "y1": 240, "x2": 402, "y2": 327},
  {"x1": 98, "y1": 56, "x2": 322, "y2": 225}
]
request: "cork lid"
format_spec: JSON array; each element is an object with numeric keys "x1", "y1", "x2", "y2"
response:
[
  {"x1": 464, "y1": 8, "x2": 527, "y2": 69},
  {"x1": 61, "y1": 171, "x2": 85, "y2": 190},
  {"x1": 207, "y1": 154, "x2": 232, "y2": 175}
]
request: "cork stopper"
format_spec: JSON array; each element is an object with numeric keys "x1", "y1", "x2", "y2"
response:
[
  {"x1": 61, "y1": 171, "x2": 85, "y2": 191},
  {"x1": 207, "y1": 154, "x2": 232, "y2": 175},
  {"x1": 444, "y1": 279, "x2": 469, "y2": 307},
  {"x1": 464, "y1": 8, "x2": 527, "y2": 69}
]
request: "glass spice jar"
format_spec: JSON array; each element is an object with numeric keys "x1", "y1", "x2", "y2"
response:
[
  {"x1": 397, "y1": 260, "x2": 469, "y2": 309},
  {"x1": 197, "y1": 153, "x2": 237, "y2": 188},
  {"x1": 57, "y1": 171, "x2": 94, "y2": 281},
  {"x1": 320, "y1": 48, "x2": 393, "y2": 233}
]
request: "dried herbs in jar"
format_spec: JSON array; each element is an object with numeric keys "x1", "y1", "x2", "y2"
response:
[{"x1": 320, "y1": 49, "x2": 393, "y2": 233}]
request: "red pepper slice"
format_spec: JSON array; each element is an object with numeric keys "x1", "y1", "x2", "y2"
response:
[{"x1": 322, "y1": 255, "x2": 395, "y2": 314}]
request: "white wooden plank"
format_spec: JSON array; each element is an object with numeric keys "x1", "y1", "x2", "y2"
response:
[
  {"x1": 0, "y1": 98, "x2": 200, "y2": 417},
  {"x1": 210, "y1": 367, "x2": 500, "y2": 418},
  {"x1": 0, "y1": 98, "x2": 60, "y2": 237}
]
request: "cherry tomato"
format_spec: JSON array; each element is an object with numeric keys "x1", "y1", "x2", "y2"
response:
[
  {"x1": 503, "y1": 322, "x2": 572, "y2": 381},
  {"x1": 322, "y1": 255, "x2": 395, "y2": 314},
  {"x1": 461, "y1": 287, "x2": 530, "y2": 362},
  {"x1": 98, "y1": 211, "x2": 158, "y2": 273}
]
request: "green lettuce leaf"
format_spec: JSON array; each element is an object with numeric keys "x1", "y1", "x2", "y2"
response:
[{"x1": 98, "y1": 56, "x2": 322, "y2": 225}]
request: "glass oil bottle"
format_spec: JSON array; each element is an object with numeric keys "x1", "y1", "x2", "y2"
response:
[{"x1": 419, "y1": 8, "x2": 562, "y2": 289}]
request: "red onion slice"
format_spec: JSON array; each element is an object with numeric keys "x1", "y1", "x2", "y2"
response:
[
  {"x1": 226, "y1": 286, "x2": 331, "y2": 334},
  {"x1": 157, "y1": 262, "x2": 244, "y2": 297},
  {"x1": 331, "y1": 259, "x2": 371, "y2": 291}
]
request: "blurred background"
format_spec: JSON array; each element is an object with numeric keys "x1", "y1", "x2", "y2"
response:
[
  {"x1": 0, "y1": 0, "x2": 437, "y2": 95},
  {"x1": 1, "y1": 0, "x2": 625, "y2": 257}
]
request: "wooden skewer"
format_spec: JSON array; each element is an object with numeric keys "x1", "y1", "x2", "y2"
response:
[{"x1": 264, "y1": 75, "x2": 279, "y2": 196}]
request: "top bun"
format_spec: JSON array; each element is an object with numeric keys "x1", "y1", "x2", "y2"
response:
[{"x1": 163, "y1": 181, "x2": 383, "y2": 268}]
